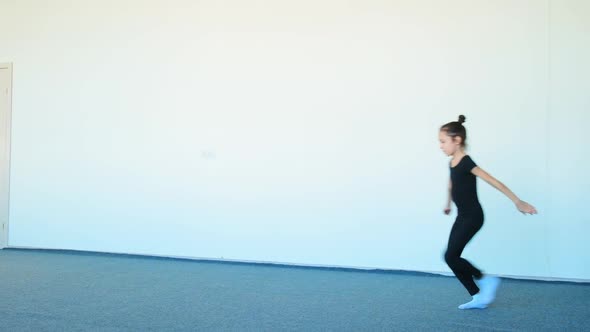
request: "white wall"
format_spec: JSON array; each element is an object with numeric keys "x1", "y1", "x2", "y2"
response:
[
  {"x1": 0, "y1": 0, "x2": 588, "y2": 280},
  {"x1": 545, "y1": 1, "x2": 590, "y2": 280}
]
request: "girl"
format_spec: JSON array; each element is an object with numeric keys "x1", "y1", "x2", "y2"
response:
[{"x1": 439, "y1": 115, "x2": 537, "y2": 310}]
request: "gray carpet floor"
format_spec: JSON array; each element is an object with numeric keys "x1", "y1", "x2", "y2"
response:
[{"x1": 0, "y1": 249, "x2": 588, "y2": 331}]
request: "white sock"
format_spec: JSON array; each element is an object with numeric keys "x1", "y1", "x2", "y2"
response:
[
  {"x1": 458, "y1": 293, "x2": 488, "y2": 310},
  {"x1": 476, "y1": 275, "x2": 501, "y2": 305}
]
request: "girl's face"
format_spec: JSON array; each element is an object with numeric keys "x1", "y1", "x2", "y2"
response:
[{"x1": 438, "y1": 131, "x2": 461, "y2": 156}]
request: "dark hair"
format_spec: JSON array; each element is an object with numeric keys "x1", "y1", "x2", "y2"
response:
[{"x1": 440, "y1": 115, "x2": 467, "y2": 147}]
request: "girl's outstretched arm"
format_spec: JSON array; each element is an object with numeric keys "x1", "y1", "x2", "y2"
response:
[{"x1": 471, "y1": 167, "x2": 538, "y2": 215}]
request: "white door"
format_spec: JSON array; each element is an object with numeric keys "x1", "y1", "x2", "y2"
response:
[{"x1": 0, "y1": 63, "x2": 12, "y2": 249}]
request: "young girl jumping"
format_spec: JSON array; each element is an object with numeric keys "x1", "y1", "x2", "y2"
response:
[{"x1": 439, "y1": 115, "x2": 537, "y2": 310}]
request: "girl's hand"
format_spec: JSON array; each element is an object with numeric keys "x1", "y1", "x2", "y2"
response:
[
  {"x1": 443, "y1": 207, "x2": 451, "y2": 215},
  {"x1": 516, "y1": 200, "x2": 537, "y2": 215}
]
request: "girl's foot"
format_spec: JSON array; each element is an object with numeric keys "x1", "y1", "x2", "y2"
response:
[
  {"x1": 477, "y1": 276, "x2": 501, "y2": 304},
  {"x1": 458, "y1": 293, "x2": 488, "y2": 310}
]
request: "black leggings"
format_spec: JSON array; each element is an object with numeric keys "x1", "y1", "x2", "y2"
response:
[{"x1": 445, "y1": 213, "x2": 484, "y2": 296}]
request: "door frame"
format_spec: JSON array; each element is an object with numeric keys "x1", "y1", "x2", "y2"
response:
[{"x1": 0, "y1": 63, "x2": 13, "y2": 249}]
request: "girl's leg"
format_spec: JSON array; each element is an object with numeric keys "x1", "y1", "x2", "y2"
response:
[{"x1": 444, "y1": 215, "x2": 483, "y2": 296}]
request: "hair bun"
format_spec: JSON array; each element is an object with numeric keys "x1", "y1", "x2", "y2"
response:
[{"x1": 458, "y1": 115, "x2": 466, "y2": 124}]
